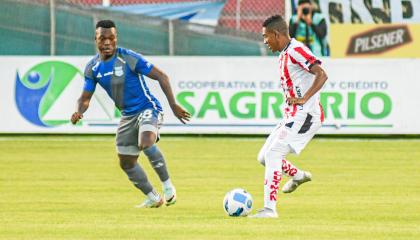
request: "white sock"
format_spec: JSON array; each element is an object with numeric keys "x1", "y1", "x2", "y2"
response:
[
  {"x1": 282, "y1": 159, "x2": 304, "y2": 180},
  {"x1": 162, "y1": 179, "x2": 173, "y2": 189},
  {"x1": 147, "y1": 190, "x2": 160, "y2": 201},
  {"x1": 262, "y1": 142, "x2": 289, "y2": 211},
  {"x1": 264, "y1": 166, "x2": 282, "y2": 211}
]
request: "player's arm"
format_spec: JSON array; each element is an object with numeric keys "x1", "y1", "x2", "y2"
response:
[
  {"x1": 146, "y1": 66, "x2": 191, "y2": 124},
  {"x1": 71, "y1": 68, "x2": 97, "y2": 125},
  {"x1": 287, "y1": 64, "x2": 328, "y2": 105},
  {"x1": 71, "y1": 91, "x2": 93, "y2": 124}
]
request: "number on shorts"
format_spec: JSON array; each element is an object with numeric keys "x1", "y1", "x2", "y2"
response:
[{"x1": 138, "y1": 109, "x2": 153, "y2": 122}]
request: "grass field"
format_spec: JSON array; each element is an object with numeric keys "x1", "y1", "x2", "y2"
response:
[{"x1": 0, "y1": 136, "x2": 419, "y2": 240}]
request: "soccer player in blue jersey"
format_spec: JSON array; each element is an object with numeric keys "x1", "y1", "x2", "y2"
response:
[{"x1": 70, "y1": 20, "x2": 190, "y2": 208}]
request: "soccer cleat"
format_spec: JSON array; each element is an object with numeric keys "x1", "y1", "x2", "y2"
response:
[
  {"x1": 282, "y1": 171, "x2": 312, "y2": 193},
  {"x1": 248, "y1": 208, "x2": 278, "y2": 218},
  {"x1": 135, "y1": 197, "x2": 164, "y2": 208},
  {"x1": 163, "y1": 186, "x2": 177, "y2": 206}
]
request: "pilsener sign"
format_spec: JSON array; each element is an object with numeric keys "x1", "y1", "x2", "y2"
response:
[
  {"x1": 330, "y1": 24, "x2": 420, "y2": 58},
  {"x1": 346, "y1": 25, "x2": 412, "y2": 55}
]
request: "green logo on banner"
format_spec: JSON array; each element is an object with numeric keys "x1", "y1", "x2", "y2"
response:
[{"x1": 15, "y1": 61, "x2": 83, "y2": 127}]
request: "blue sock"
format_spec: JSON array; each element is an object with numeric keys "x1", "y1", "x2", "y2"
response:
[
  {"x1": 143, "y1": 145, "x2": 170, "y2": 182},
  {"x1": 123, "y1": 163, "x2": 153, "y2": 195}
]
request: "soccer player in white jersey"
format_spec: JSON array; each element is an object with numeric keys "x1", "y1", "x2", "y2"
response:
[{"x1": 249, "y1": 15, "x2": 328, "y2": 218}]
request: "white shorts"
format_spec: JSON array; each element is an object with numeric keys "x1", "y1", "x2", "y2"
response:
[{"x1": 259, "y1": 111, "x2": 322, "y2": 161}]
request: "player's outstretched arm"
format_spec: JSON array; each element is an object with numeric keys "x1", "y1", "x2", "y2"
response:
[
  {"x1": 147, "y1": 66, "x2": 191, "y2": 124},
  {"x1": 287, "y1": 64, "x2": 328, "y2": 105},
  {"x1": 70, "y1": 91, "x2": 93, "y2": 125}
]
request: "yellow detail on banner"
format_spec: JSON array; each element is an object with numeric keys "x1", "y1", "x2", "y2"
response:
[{"x1": 330, "y1": 24, "x2": 420, "y2": 58}]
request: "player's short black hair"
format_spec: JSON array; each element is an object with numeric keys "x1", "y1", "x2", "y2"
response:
[
  {"x1": 262, "y1": 15, "x2": 288, "y2": 35},
  {"x1": 298, "y1": 0, "x2": 311, "y2": 5},
  {"x1": 96, "y1": 20, "x2": 116, "y2": 29}
]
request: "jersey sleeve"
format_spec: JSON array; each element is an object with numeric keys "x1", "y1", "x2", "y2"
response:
[
  {"x1": 289, "y1": 46, "x2": 322, "y2": 71},
  {"x1": 83, "y1": 64, "x2": 97, "y2": 93},
  {"x1": 126, "y1": 49, "x2": 154, "y2": 75}
]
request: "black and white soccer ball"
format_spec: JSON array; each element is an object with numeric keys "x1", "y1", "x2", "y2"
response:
[{"x1": 223, "y1": 188, "x2": 253, "y2": 217}]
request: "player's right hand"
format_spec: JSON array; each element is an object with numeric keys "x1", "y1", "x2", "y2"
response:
[
  {"x1": 171, "y1": 104, "x2": 191, "y2": 124},
  {"x1": 70, "y1": 112, "x2": 83, "y2": 125}
]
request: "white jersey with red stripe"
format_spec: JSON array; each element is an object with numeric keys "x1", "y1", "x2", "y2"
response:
[{"x1": 278, "y1": 38, "x2": 324, "y2": 120}]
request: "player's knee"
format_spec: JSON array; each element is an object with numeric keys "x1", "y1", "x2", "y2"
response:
[
  {"x1": 264, "y1": 148, "x2": 288, "y2": 161},
  {"x1": 139, "y1": 141, "x2": 153, "y2": 151},
  {"x1": 257, "y1": 150, "x2": 266, "y2": 166},
  {"x1": 119, "y1": 160, "x2": 135, "y2": 170},
  {"x1": 139, "y1": 132, "x2": 156, "y2": 150},
  {"x1": 139, "y1": 137, "x2": 154, "y2": 149},
  {"x1": 264, "y1": 143, "x2": 290, "y2": 167},
  {"x1": 118, "y1": 155, "x2": 137, "y2": 170},
  {"x1": 143, "y1": 144, "x2": 158, "y2": 156}
]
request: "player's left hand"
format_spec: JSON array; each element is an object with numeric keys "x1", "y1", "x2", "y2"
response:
[
  {"x1": 171, "y1": 104, "x2": 191, "y2": 124},
  {"x1": 287, "y1": 97, "x2": 307, "y2": 105}
]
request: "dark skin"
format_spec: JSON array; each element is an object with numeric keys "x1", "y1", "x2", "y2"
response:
[
  {"x1": 71, "y1": 27, "x2": 191, "y2": 169},
  {"x1": 262, "y1": 27, "x2": 328, "y2": 106}
]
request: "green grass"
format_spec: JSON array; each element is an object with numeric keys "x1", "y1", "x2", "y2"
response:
[{"x1": 0, "y1": 136, "x2": 419, "y2": 240}]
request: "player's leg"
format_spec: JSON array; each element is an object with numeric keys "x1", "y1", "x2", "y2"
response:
[
  {"x1": 281, "y1": 158, "x2": 312, "y2": 193},
  {"x1": 140, "y1": 131, "x2": 176, "y2": 205},
  {"x1": 118, "y1": 154, "x2": 163, "y2": 208},
  {"x1": 281, "y1": 113, "x2": 322, "y2": 193},
  {"x1": 250, "y1": 126, "x2": 289, "y2": 218},
  {"x1": 139, "y1": 131, "x2": 168, "y2": 182},
  {"x1": 116, "y1": 114, "x2": 163, "y2": 208},
  {"x1": 257, "y1": 123, "x2": 282, "y2": 166},
  {"x1": 138, "y1": 109, "x2": 176, "y2": 206}
]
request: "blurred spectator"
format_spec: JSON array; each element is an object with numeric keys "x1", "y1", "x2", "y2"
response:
[{"x1": 289, "y1": 0, "x2": 329, "y2": 56}]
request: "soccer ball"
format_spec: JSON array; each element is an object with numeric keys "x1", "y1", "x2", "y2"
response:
[{"x1": 223, "y1": 188, "x2": 253, "y2": 217}]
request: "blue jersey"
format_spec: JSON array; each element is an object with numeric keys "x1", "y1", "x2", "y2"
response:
[{"x1": 83, "y1": 47, "x2": 162, "y2": 116}]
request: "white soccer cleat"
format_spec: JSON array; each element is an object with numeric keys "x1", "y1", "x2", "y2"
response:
[
  {"x1": 135, "y1": 197, "x2": 164, "y2": 208},
  {"x1": 163, "y1": 186, "x2": 177, "y2": 206},
  {"x1": 248, "y1": 208, "x2": 278, "y2": 218},
  {"x1": 282, "y1": 171, "x2": 312, "y2": 193}
]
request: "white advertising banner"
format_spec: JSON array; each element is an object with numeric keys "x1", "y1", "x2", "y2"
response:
[{"x1": 0, "y1": 56, "x2": 419, "y2": 134}]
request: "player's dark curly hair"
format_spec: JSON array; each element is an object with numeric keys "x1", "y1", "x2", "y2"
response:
[
  {"x1": 262, "y1": 15, "x2": 288, "y2": 35},
  {"x1": 96, "y1": 20, "x2": 116, "y2": 29}
]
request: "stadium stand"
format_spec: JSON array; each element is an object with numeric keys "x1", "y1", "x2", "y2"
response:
[
  {"x1": 0, "y1": 0, "x2": 270, "y2": 56},
  {"x1": 63, "y1": 0, "x2": 284, "y2": 33}
]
